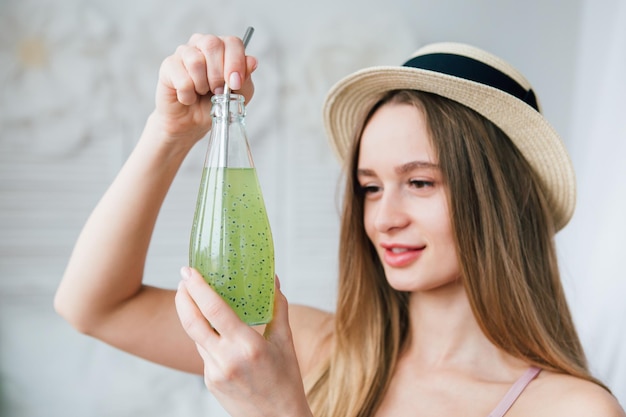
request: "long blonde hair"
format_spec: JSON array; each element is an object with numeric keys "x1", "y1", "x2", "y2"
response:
[{"x1": 305, "y1": 90, "x2": 605, "y2": 417}]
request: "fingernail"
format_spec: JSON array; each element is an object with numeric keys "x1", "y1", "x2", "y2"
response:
[
  {"x1": 180, "y1": 266, "x2": 191, "y2": 280},
  {"x1": 214, "y1": 86, "x2": 224, "y2": 95},
  {"x1": 229, "y1": 72, "x2": 242, "y2": 90},
  {"x1": 275, "y1": 275, "x2": 281, "y2": 290}
]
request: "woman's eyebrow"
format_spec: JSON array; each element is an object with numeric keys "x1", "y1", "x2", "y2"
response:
[
  {"x1": 357, "y1": 161, "x2": 439, "y2": 178},
  {"x1": 395, "y1": 160, "x2": 439, "y2": 175},
  {"x1": 356, "y1": 168, "x2": 376, "y2": 177}
]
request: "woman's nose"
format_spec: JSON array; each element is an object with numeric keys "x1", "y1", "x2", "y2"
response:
[{"x1": 373, "y1": 190, "x2": 410, "y2": 232}]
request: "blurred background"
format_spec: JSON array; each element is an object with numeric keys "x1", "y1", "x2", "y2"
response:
[{"x1": 1, "y1": 0, "x2": 624, "y2": 415}]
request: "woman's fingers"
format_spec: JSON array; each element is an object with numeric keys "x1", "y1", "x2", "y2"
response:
[
  {"x1": 174, "y1": 276, "x2": 219, "y2": 347},
  {"x1": 187, "y1": 34, "x2": 248, "y2": 94},
  {"x1": 221, "y1": 35, "x2": 247, "y2": 90},
  {"x1": 177, "y1": 269, "x2": 292, "y2": 347},
  {"x1": 189, "y1": 34, "x2": 226, "y2": 94},
  {"x1": 177, "y1": 266, "x2": 246, "y2": 338},
  {"x1": 157, "y1": 33, "x2": 257, "y2": 114},
  {"x1": 158, "y1": 53, "x2": 196, "y2": 106},
  {"x1": 177, "y1": 44, "x2": 210, "y2": 96}
]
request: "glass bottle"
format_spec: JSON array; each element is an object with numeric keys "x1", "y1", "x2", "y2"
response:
[{"x1": 189, "y1": 93, "x2": 275, "y2": 326}]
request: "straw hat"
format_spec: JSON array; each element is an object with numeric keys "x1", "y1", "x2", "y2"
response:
[{"x1": 323, "y1": 42, "x2": 575, "y2": 231}]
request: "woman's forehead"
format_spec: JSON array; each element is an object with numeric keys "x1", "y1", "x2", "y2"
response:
[{"x1": 358, "y1": 103, "x2": 437, "y2": 167}]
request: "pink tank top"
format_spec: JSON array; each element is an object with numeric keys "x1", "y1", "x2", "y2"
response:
[{"x1": 487, "y1": 367, "x2": 541, "y2": 417}]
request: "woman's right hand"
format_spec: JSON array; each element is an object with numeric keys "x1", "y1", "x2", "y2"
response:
[{"x1": 152, "y1": 33, "x2": 258, "y2": 147}]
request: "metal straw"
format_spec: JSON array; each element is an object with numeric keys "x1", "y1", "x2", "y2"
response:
[{"x1": 222, "y1": 26, "x2": 254, "y2": 166}]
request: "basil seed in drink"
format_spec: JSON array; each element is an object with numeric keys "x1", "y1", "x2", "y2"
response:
[{"x1": 190, "y1": 166, "x2": 275, "y2": 325}]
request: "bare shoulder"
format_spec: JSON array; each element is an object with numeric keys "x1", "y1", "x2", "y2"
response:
[
  {"x1": 287, "y1": 304, "x2": 334, "y2": 375},
  {"x1": 519, "y1": 370, "x2": 625, "y2": 417},
  {"x1": 288, "y1": 303, "x2": 334, "y2": 330}
]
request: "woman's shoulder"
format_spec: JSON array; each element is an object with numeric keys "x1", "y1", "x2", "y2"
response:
[
  {"x1": 519, "y1": 370, "x2": 625, "y2": 417},
  {"x1": 287, "y1": 304, "x2": 335, "y2": 375}
]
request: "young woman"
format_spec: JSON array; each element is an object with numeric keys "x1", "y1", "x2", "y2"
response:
[{"x1": 55, "y1": 34, "x2": 625, "y2": 417}]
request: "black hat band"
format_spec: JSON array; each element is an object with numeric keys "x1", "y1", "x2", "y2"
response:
[{"x1": 403, "y1": 53, "x2": 539, "y2": 111}]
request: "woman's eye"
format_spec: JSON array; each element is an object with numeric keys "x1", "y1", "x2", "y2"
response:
[
  {"x1": 359, "y1": 184, "x2": 381, "y2": 195},
  {"x1": 410, "y1": 179, "x2": 434, "y2": 189}
]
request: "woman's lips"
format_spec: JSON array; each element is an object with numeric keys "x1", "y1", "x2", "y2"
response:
[{"x1": 381, "y1": 245, "x2": 425, "y2": 268}]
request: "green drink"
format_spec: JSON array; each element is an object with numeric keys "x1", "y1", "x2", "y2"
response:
[{"x1": 190, "y1": 167, "x2": 275, "y2": 325}]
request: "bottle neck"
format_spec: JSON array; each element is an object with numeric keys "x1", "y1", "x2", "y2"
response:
[
  {"x1": 211, "y1": 93, "x2": 246, "y2": 122},
  {"x1": 205, "y1": 93, "x2": 253, "y2": 169}
]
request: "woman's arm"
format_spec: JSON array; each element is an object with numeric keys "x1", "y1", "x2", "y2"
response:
[{"x1": 54, "y1": 34, "x2": 257, "y2": 374}]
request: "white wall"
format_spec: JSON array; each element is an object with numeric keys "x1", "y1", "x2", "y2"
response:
[
  {"x1": 5, "y1": 0, "x2": 621, "y2": 416},
  {"x1": 556, "y1": 0, "x2": 626, "y2": 407}
]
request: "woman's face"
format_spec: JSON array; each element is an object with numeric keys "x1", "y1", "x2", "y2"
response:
[{"x1": 358, "y1": 102, "x2": 460, "y2": 292}]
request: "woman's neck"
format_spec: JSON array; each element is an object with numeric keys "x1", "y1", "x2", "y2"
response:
[{"x1": 403, "y1": 280, "x2": 523, "y2": 376}]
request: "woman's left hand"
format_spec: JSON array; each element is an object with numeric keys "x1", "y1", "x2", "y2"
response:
[{"x1": 175, "y1": 267, "x2": 313, "y2": 417}]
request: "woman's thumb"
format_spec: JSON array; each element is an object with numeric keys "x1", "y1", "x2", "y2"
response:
[{"x1": 263, "y1": 275, "x2": 292, "y2": 342}]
